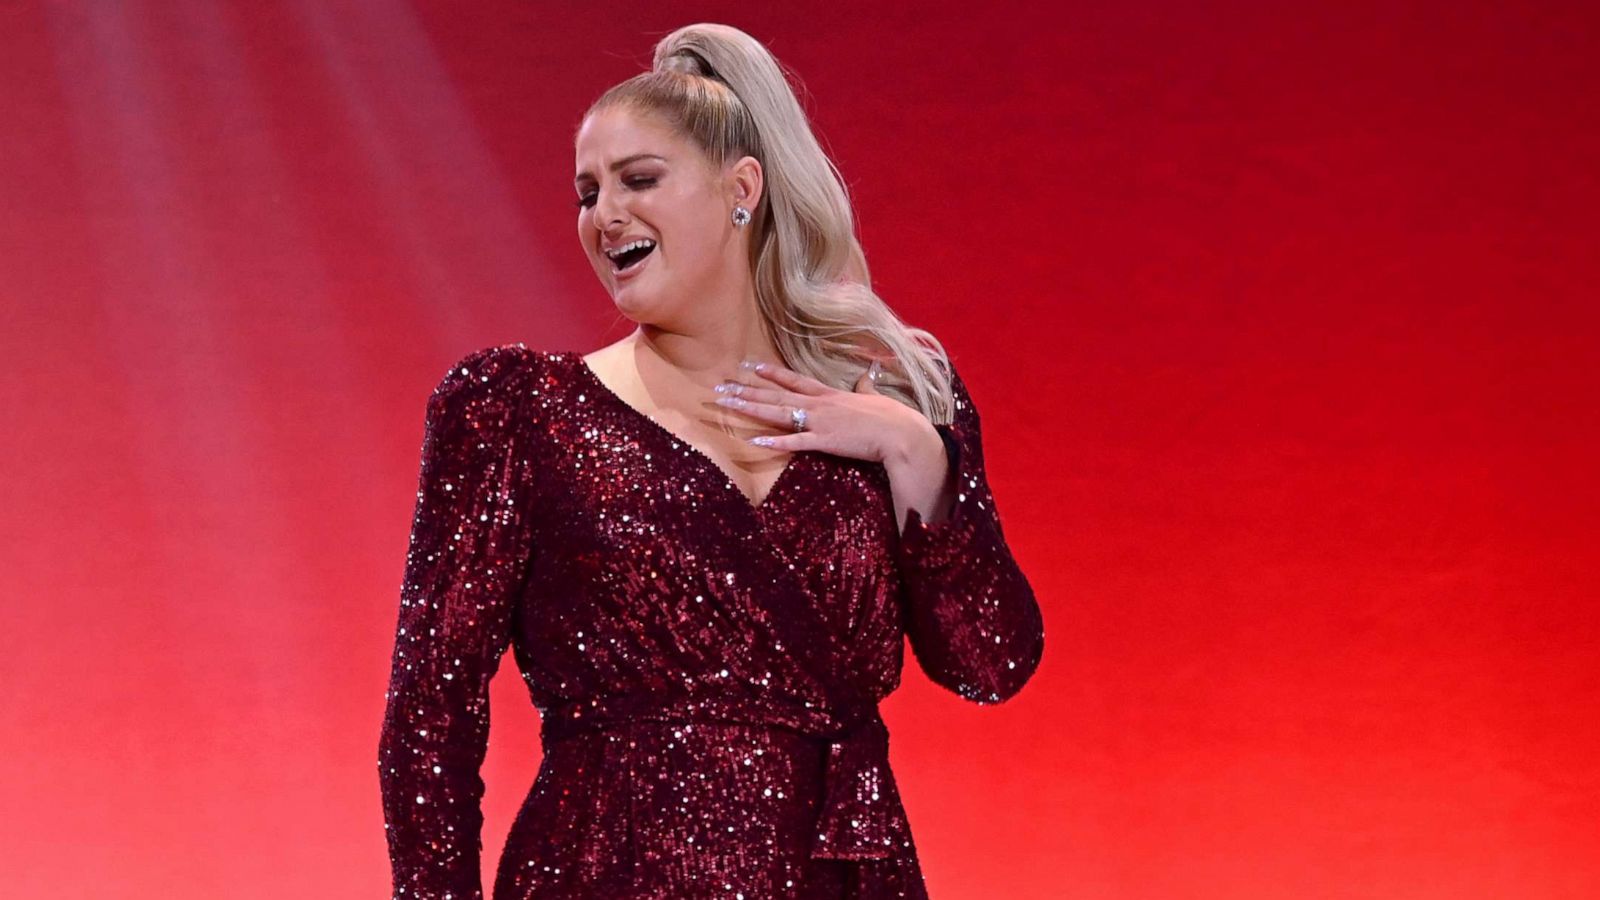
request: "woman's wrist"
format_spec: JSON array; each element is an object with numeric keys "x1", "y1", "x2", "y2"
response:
[
  {"x1": 882, "y1": 415, "x2": 943, "y2": 470},
  {"x1": 883, "y1": 416, "x2": 957, "y2": 526}
]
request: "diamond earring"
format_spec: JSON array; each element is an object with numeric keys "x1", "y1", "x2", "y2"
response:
[{"x1": 731, "y1": 205, "x2": 751, "y2": 227}]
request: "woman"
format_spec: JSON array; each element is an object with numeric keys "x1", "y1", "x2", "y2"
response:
[{"x1": 378, "y1": 23, "x2": 1045, "y2": 900}]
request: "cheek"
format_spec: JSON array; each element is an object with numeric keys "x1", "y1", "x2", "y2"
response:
[{"x1": 577, "y1": 220, "x2": 604, "y2": 266}]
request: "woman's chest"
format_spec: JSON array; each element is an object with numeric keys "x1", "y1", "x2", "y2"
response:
[
  {"x1": 527, "y1": 400, "x2": 896, "y2": 571},
  {"x1": 513, "y1": 400, "x2": 905, "y2": 669}
]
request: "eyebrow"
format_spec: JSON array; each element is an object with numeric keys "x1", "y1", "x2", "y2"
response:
[{"x1": 574, "y1": 154, "x2": 668, "y2": 185}]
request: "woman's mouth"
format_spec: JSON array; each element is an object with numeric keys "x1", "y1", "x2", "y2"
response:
[{"x1": 608, "y1": 241, "x2": 657, "y2": 278}]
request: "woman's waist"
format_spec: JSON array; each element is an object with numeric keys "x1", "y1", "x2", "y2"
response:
[{"x1": 538, "y1": 689, "x2": 882, "y2": 749}]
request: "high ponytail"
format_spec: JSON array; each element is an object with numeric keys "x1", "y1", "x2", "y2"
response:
[{"x1": 578, "y1": 23, "x2": 956, "y2": 425}]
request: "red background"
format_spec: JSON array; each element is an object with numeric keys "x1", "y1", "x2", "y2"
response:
[{"x1": 3, "y1": 2, "x2": 1597, "y2": 897}]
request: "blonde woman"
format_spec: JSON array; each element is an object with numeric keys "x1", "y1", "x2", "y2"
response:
[{"x1": 379, "y1": 23, "x2": 1045, "y2": 900}]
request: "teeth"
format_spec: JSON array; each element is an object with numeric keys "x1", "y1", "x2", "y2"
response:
[{"x1": 605, "y1": 239, "x2": 656, "y2": 259}]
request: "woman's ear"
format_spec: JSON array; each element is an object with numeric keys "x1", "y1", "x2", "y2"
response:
[{"x1": 729, "y1": 155, "x2": 763, "y2": 210}]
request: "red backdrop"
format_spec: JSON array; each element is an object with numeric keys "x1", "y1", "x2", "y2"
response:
[{"x1": 2, "y1": 2, "x2": 1596, "y2": 897}]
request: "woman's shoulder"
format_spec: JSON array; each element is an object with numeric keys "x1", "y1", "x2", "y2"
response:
[
  {"x1": 430, "y1": 343, "x2": 582, "y2": 396},
  {"x1": 426, "y1": 343, "x2": 585, "y2": 426}
]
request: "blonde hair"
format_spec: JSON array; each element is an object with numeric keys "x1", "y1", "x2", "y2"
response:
[{"x1": 578, "y1": 23, "x2": 956, "y2": 425}]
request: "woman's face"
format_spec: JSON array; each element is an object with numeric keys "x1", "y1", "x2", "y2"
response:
[{"x1": 573, "y1": 106, "x2": 759, "y2": 327}]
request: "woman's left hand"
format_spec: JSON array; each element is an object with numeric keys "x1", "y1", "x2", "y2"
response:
[{"x1": 713, "y1": 359, "x2": 937, "y2": 465}]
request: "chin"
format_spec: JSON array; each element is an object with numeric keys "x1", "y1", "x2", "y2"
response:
[
  {"x1": 613, "y1": 287, "x2": 689, "y2": 328},
  {"x1": 609, "y1": 288, "x2": 654, "y2": 320}
]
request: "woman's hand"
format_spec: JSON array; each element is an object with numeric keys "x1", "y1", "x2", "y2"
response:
[
  {"x1": 711, "y1": 359, "x2": 922, "y2": 461},
  {"x1": 714, "y1": 359, "x2": 956, "y2": 528}
]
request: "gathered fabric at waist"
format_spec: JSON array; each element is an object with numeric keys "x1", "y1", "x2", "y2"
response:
[{"x1": 538, "y1": 691, "x2": 912, "y2": 862}]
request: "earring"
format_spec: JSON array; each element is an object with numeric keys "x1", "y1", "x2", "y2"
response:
[{"x1": 731, "y1": 205, "x2": 751, "y2": 227}]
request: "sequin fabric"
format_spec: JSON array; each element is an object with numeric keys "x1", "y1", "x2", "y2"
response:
[{"x1": 378, "y1": 344, "x2": 1046, "y2": 900}]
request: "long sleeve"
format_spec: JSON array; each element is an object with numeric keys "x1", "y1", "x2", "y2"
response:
[
  {"x1": 378, "y1": 346, "x2": 537, "y2": 900},
  {"x1": 897, "y1": 363, "x2": 1046, "y2": 704}
]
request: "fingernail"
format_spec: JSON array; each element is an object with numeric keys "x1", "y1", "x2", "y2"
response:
[
  {"x1": 739, "y1": 359, "x2": 758, "y2": 370},
  {"x1": 749, "y1": 436, "x2": 775, "y2": 446},
  {"x1": 713, "y1": 382, "x2": 730, "y2": 393},
  {"x1": 716, "y1": 396, "x2": 745, "y2": 407}
]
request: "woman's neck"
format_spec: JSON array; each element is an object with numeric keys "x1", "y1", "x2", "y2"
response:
[{"x1": 630, "y1": 323, "x2": 781, "y2": 379}]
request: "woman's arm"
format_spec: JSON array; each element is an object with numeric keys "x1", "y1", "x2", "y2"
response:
[
  {"x1": 377, "y1": 346, "x2": 537, "y2": 900},
  {"x1": 887, "y1": 363, "x2": 1046, "y2": 704}
]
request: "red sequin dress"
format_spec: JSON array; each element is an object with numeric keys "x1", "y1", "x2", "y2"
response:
[{"x1": 378, "y1": 344, "x2": 1045, "y2": 899}]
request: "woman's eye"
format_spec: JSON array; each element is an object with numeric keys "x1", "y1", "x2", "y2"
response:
[{"x1": 574, "y1": 177, "x2": 657, "y2": 210}]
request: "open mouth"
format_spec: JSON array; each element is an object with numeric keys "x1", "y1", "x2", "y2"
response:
[{"x1": 610, "y1": 242, "x2": 656, "y2": 273}]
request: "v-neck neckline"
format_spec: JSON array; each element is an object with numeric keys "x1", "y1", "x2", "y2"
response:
[{"x1": 566, "y1": 351, "x2": 806, "y2": 515}]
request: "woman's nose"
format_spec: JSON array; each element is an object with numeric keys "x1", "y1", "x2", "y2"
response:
[{"x1": 591, "y1": 189, "x2": 625, "y2": 231}]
